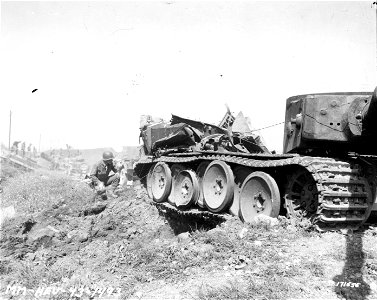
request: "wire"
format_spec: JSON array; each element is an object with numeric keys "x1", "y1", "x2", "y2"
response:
[
  {"x1": 304, "y1": 114, "x2": 345, "y2": 132},
  {"x1": 250, "y1": 121, "x2": 284, "y2": 132},
  {"x1": 235, "y1": 95, "x2": 372, "y2": 134}
]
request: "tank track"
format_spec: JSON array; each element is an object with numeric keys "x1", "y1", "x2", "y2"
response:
[
  {"x1": 135, "y1": 151, "x2": 373, "y2": 231},
  {"x1": 152, "y1": 202, "x2": 229, "y2": 223}
]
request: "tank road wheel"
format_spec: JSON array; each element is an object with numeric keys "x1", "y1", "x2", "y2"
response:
[
  {"x1": 196, "y1": 161, "x2": 210, "y2": 208},
  {"x1": 230, "y1": 167, "x2": 252, "y2": 217},
  {"x1": 284, "y1": 169, "x2": 318, "y2": 221},
  {"x1": 173, "y1": 170, "x2": 199, "y2": 209},
  {"x1": 151, "y1": 162, "x2": 172, "y2": 203},
  {"x1": 239, "y1": 171, "x2": 281, "y2": 222},
  {"x1": 203, "y1": 161, "x2": 234, "y2": 213},
  {"x1": 146, "y1": 164, "x2": 156, "y2": 199},
  {"x1": 168, "y1": 164, "x2": 185, "y2": 206}
]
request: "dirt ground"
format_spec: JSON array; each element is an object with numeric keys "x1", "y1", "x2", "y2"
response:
[{"x1": 0, "y1": 171, "x2": 377, "y2": 300}]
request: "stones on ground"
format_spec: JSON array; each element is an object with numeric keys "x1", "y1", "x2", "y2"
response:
[
  {"x1": 0, "y1": 205, "x2": 16, "y2": 225},
  {"x1": 67, "y1": 230, "x2": 76, "y2": 240},
  {"x1": 177, "y1": 232, "x2": 191, "y2": 242},
  {"x1": 278, "y1": 215, "x2": 289, "y2": 223},
  {"x1": 135, "y1": 189, "x2": 144, "y2": 199},
  {"x1": 339, "y1": 228, "x2": 353, "y2": 235},
  {"x1": 66, "y1": 219, "x2": 93, "y2": 243},
  {"x1": 46, "y1": 225, "x2": 60, "y2": 233},
  {"x1": 27, "y1": 226, "x2": 56, "y2": 247},
  {"x1": 287, "y1": 225, "x2": 297, "y2": 232},
  {"x1": 80, "y1": 203, "x2": 107, "y2": 216},
  {"x1": 134, "y1": 181, "x2": 141, "y2": 190},
  {"x1": 234, "y1": 263, "x2": 246, "y2": 270},
  {"x1": 197, "y1": 243, "x2": 214, "y2": 255},
  {"x1": 296, "y1": 218, "x2": 312, "y2": 229},
  {"x1": 208, "y1": 227, "x2": 226, "y2": 235},
  {"x1": 227, "y1": 254, "x2": 251, "y2": 270},
  {"x1": 238, "y1": 255, "x2": 248, "y2": 263},
  {"x1": 254, "y1": 240, "x2": 262, "y2": 246},
  {"x1": 252, "y1": 214, "x2": 279, "y2": 228},
  {"x1": 125, "y1": 227, "x2": 139, "y2": 238},
  {"x1": 24, "y1": 252, "x2": 36, "y2": 261},
  {"x1": 78, "y1": 231, "x2": 90, "y2": 243},
  {"x1": 292, "y1": 258, "x2": 301, "y2": 265},
  {"x1": 238, "y1": 227, "x2": 248, "y2": 239},
  {"x1": 370, "y1": 282, "x2": 377, "y2": 293}
]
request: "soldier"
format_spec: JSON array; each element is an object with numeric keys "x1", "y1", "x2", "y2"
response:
[
  {"x1": 90, "y1": 151, "x2": 121, "y2": 198},
  {"x1": 21, "y1": 142, "x2": 26, "y2": 157},
  {"x1": 11, "y1": 141, "x2": 19, "y2": 155},
  {"x1": 27, "y1": 143, "x2": 32, "y2": 158}
]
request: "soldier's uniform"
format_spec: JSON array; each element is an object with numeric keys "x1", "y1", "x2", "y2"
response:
[
  {"x1": 89, "y1": 151, "x2": 120, "y2": 198},
  {"x1": 90, "y1": 160, "x2": 120, "y2": 188}
]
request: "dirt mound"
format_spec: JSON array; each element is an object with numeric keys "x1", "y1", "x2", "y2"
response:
[
  {"x1": 0, "y1": 183, "x2": 176, "y2": 298},
  {"x1": 1, "y1": 171, "x2": 377, "y2": 300}
]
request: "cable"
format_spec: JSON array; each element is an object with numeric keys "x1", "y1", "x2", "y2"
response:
[
  {"x1": 304, "y1": 114, "x2": 345, "y2": 132},
  {"x1": 250, "y1": 121, "x2": 284, "y2": 132}
]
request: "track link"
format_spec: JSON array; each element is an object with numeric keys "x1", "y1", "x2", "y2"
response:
[
  {"x1": 135, "y1": 152, "x2": 373, "y2": 230},
  {"x1": 306, "y1": 160, "x2": 372, "y2": 230}
]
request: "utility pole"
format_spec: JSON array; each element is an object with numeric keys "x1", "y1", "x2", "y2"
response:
[
  {"x1": 8, "y1": 110, "x2": 12, "y2": 150},
  {"x1": 374, "y1": 2, "x2": 377, "y2": 75},
  {"x1": 375, "y1": 2, "x2": 377, "y2": 75}
]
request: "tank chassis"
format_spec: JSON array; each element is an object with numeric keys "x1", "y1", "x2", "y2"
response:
[{"x1": 134, "y1": 89, "x2": 377, "y2": 231}]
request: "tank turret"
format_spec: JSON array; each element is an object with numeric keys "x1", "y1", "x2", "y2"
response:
[{"x1": 283, "y1": 87, "x2": 377, "y2": 155}]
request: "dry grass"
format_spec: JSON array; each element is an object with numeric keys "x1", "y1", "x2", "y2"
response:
[
  {"x1": 1, "y1": 169, "x2": 376, "y2": 300},
  {"x1": 1, "y1": 170, "x2": 93, "y2": 216},
  {"x1": 0, "y1": 162, "x2": 23, "y2": 181}
]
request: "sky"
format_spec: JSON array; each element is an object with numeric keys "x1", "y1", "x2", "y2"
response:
[{"x1": 0, "y1": 1, "x2": 376, "y2": 153}]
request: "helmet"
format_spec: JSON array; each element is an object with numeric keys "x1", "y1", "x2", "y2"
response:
[{"x1": 102, "y1": 151, "x2": 114, "y2": 161}]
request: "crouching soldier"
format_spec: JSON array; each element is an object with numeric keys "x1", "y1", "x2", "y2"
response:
[{"x1": 90, "y1": 151, "x2": 121, "y2": 199}]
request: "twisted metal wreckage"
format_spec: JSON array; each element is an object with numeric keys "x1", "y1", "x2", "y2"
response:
[{"x1": 135, "y1": 89, "x2": 377, "y2": 231}]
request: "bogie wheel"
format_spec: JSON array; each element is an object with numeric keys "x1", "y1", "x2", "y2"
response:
[
  {"x1": 203, "y1": 160, "x2": 234, "y2": 213},
  {"x1": 151, "y1": 162, "x2": 172, "y2": 203},
  {"x1": 284, "y1": 169, "x2": 318, "y2": 221},
  {"x1": 230, "y1": 167, "x2": 252, "y2": 217},
  {"x1": 196, "y1": 161, "x2": 210, "y2": 208},
  {"x1": 173, "y1": 170, "x2": 199, "y2": 208},
  {"x1": 168, "y1": 164, "x2": 185, "y2": 206},
  {"x1": 146, "y1": 163, "x2": 156, "y2": 199},
  {"x1": 239, "y1": 171, "x2": 280, "y2": 222}
]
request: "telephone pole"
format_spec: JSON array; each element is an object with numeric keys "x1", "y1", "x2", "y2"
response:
[{"x1": 8, "y1": 110, "x2": 12, "y2": 150}]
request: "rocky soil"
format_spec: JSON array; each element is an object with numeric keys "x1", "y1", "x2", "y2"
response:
[{"x1": 0, "y1": 169, "x2": 377, "y2": 300}]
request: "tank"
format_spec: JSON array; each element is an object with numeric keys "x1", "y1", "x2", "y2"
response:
[{"x1": 134, "y1": 88, "x2": 377, "y2": 231}]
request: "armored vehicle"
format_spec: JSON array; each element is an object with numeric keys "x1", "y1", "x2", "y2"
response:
[{"x1": 134, "y1": 88, "x2": 377, "y2": 230}]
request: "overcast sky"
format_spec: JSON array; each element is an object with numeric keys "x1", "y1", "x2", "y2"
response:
[{"x1": 0, "y1": 1, "x2": 376, "y2": 153}]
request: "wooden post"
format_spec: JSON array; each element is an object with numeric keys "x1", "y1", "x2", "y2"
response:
[{"x1": 8, "y1": 110, "x2": 12, "y2": 150}]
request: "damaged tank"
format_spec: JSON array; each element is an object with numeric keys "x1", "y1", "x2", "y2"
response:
[{"x1": 134, "y1": 88, "x2": 377, "y2": 230}]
